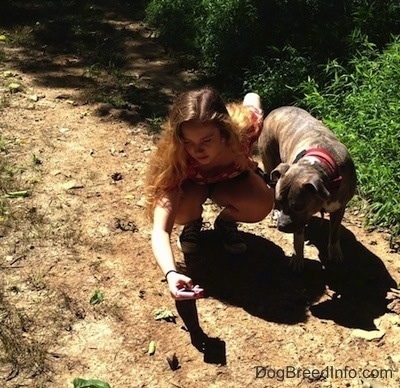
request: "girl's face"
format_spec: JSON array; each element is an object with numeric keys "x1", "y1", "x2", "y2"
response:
[{"x1": 180, "y1": 121, "x2": 227, "y2": 166}]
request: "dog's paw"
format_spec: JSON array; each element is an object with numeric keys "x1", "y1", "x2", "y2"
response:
[
  {"x1": 267, "y1": 209, "x2": 280, "y2": 228},
  {"x1": 328, "y1": 242, "x2": 343, "y2": 262}
]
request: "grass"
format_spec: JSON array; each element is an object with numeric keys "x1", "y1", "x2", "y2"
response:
[
  {"x1": 0, "y1": 287, "x2": 52, "y2": 380},
  {"x1": 146, "y1": 114, "x2": 164, "y2": 134}
]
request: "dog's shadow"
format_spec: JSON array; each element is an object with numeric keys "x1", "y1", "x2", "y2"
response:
[
  {"x1": 304, "y1": 217, "x2": 397, "y2": 330},
  {"x1": 181, "y1": 220, "x2": 397, "y2": 330}
]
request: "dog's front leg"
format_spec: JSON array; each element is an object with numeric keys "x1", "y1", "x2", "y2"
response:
[
  {"x1": 328, "y1": 207, "x2": 346, "y2": 261},
  {"x1": 290, "y1": 228, "x2": 305, "y2": 271}
]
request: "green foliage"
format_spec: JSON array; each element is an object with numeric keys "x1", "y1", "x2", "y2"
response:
[
  {"x1": 195, "y1": 0, "x2": 258, "y2": 74},
  {"x1": 145, "y1": 0, "x2": 400, "y2": 90},
  {"x1": 243, "y1": 46, "x2": 312, "y2": 108},
  {"x1": 145, "y1": 0, "x2": 200, "y2": 58},
  {"x1": 298, "y1": 36, "x2": 400, "y2": 234},
  {"x1": 145, "y1": 0, "x2": 259, "y2": 77},
  {"x1": 350, "y1": 0, "x2": 400, "y2": 48}
]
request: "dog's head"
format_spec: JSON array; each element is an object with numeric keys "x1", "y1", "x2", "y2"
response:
[{"x1": 270, "y1": 162, "x2": 330, "y2": 233}]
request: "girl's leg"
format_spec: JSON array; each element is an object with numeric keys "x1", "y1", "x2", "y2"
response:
[
  {"x1": 175, "y1": 180, "x2": 209, "y2": 254},
  {"x1": 211, "y1": 170, "x2": 274, "y2": 223},
  {"x1": 211, "y1": 170, "x2": 274, "y2": 254},
  {"x1": 175, "y1": 180, "x2": 209, "y2": 224}
]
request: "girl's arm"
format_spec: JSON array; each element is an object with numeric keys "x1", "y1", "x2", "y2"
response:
[{"x1": 152, "y1": 190, "x2": 193, "y2": 298}]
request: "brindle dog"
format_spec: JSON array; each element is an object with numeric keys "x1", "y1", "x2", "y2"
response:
[{"x1": 258, "y1": 106, "x2": 357, "y2": 270}]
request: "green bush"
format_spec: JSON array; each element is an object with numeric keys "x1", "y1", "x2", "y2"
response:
[
  {"x1": 145, "y1": 0, "x2": 259, "y2": 77},
  {"x1": 243, "y1": 46, "x2": 312, "y2": 108},
  {"x1": 145, "y1": 0, "x2": 200, "y2": 56},
  {"x1": 196, "y1": 0, "x2": 258, "y2": 73}
]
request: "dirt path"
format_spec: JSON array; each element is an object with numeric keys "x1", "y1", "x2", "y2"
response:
[{"x1": 1, "y1": 5, "x2": 400, "y2": 388}]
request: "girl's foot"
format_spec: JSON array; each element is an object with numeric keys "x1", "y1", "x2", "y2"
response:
[
  {"x1": 214, "y1": 216, "x2": 247, "y2": 254},
  {"x1": 177, "y1": 218, "x2": 202, "y2": 254}
]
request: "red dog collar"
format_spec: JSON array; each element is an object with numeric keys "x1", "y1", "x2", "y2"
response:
[{"x1": 293, "y1": 148, "x2": 343, "y2": 190}]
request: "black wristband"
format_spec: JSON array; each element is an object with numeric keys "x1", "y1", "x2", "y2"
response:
[{"x1": 165, "y1": 270, "x2": 177, "y2": 280}]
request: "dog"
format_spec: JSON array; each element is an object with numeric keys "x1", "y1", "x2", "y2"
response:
[{"x1": 258, "y1": 106, "x2": 357, "y2": 269}]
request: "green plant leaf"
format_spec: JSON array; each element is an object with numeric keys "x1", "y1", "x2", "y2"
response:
[
  {"x1": 89, "y1": 289, "x2": 104, "y2": 305},
  {"x1": 73, "y1": 378, "x2": 111, "y2": 388},
  {"x1": 4, "y1": 190, "x2": 30, "y2": 198},
  {"x1": 153, "y1": 307, "x2": 176, "y2": 322},
  {"x1": 8, "y1": 82, "x2": 22, "y2": 92}
]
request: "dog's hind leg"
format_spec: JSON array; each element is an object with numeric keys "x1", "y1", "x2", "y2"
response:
[{"x1": 328, "y1": 207, "x2": 346, "y2": 261}]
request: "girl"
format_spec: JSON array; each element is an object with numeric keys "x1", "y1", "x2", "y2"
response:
[{"x1": 145, "y1": 86, "x2": 274, "y2": 300}]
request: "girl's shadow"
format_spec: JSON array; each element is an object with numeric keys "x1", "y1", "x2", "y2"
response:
[
  {"x1": 181, "y1": 230, "x2": 326, "y2": 325},
  {"x1": 181, "y1": 222, "x2": 397, "y2": 330}
]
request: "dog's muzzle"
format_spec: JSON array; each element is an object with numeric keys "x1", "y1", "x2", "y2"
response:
[{"x1": 277, "y1": 213, "x2": 304, "y2": 233}]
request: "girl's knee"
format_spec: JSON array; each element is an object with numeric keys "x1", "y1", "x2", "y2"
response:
[
  {"x1": 250, "y1": 190, "x2": 274, "y2": 222},
  {"x1": 261, "y1": 200, "x2": 274, "y2": 220},
  {"x1": 251, "y1": 201, "x2": 273, "y2": 223}
]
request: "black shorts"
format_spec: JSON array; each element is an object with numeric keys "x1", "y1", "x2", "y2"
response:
[{"x1": 207, "y1": 167, "x2": 266, "y2": 196}]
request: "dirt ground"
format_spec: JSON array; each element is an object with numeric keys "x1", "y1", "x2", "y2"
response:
[{"x1": 1, "y1": 5, "x2": 400, "y2": 388}]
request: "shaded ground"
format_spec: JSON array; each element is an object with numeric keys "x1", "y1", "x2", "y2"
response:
[{"x1": 1, "y1": 2, "x2": 400, "y2": 387}]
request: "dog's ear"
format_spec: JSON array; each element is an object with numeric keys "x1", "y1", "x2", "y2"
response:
[
  {"x1": 270, "y1": 163, "x2": 290, "y2": 183},
  {"x1": 304, "y1": 177, "x2": 330, "y2": 200}
]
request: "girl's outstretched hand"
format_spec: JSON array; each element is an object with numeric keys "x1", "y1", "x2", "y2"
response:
[{"x1": 166, "y1": 271, "x2": 204, "y2": 300}]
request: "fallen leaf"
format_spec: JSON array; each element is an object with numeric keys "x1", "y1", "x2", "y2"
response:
[
  {"x1": 4, "y1": 190, "x2": 30, "y2": 198},
  {"x1": 63, "y1": 180, "x2": 84, "y2": 190},
  {"x1": 136, "y1": 196, "x2": 146, "y2": 207},
  {"x1": 3, "y1": 70, "x2": 15, "y2": 77},
  {"x1": 153, "y1": 307, "x2": 176, "y2": 322},
  {"x1": 8, "y1": 82, "x2": 22, "y2": 92},
  {"x1": 351, "y1": 328, "x2": 385, "y2": 341},
  {"x1": 73, "y1": 378, "x2": 111, "y2": 388},
  {"x1": 148, "y1": 340, "x2": 156, "y2": 355},
  {"x1": 27, "y1": 94, "x2": 39, "y2": 102}
]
